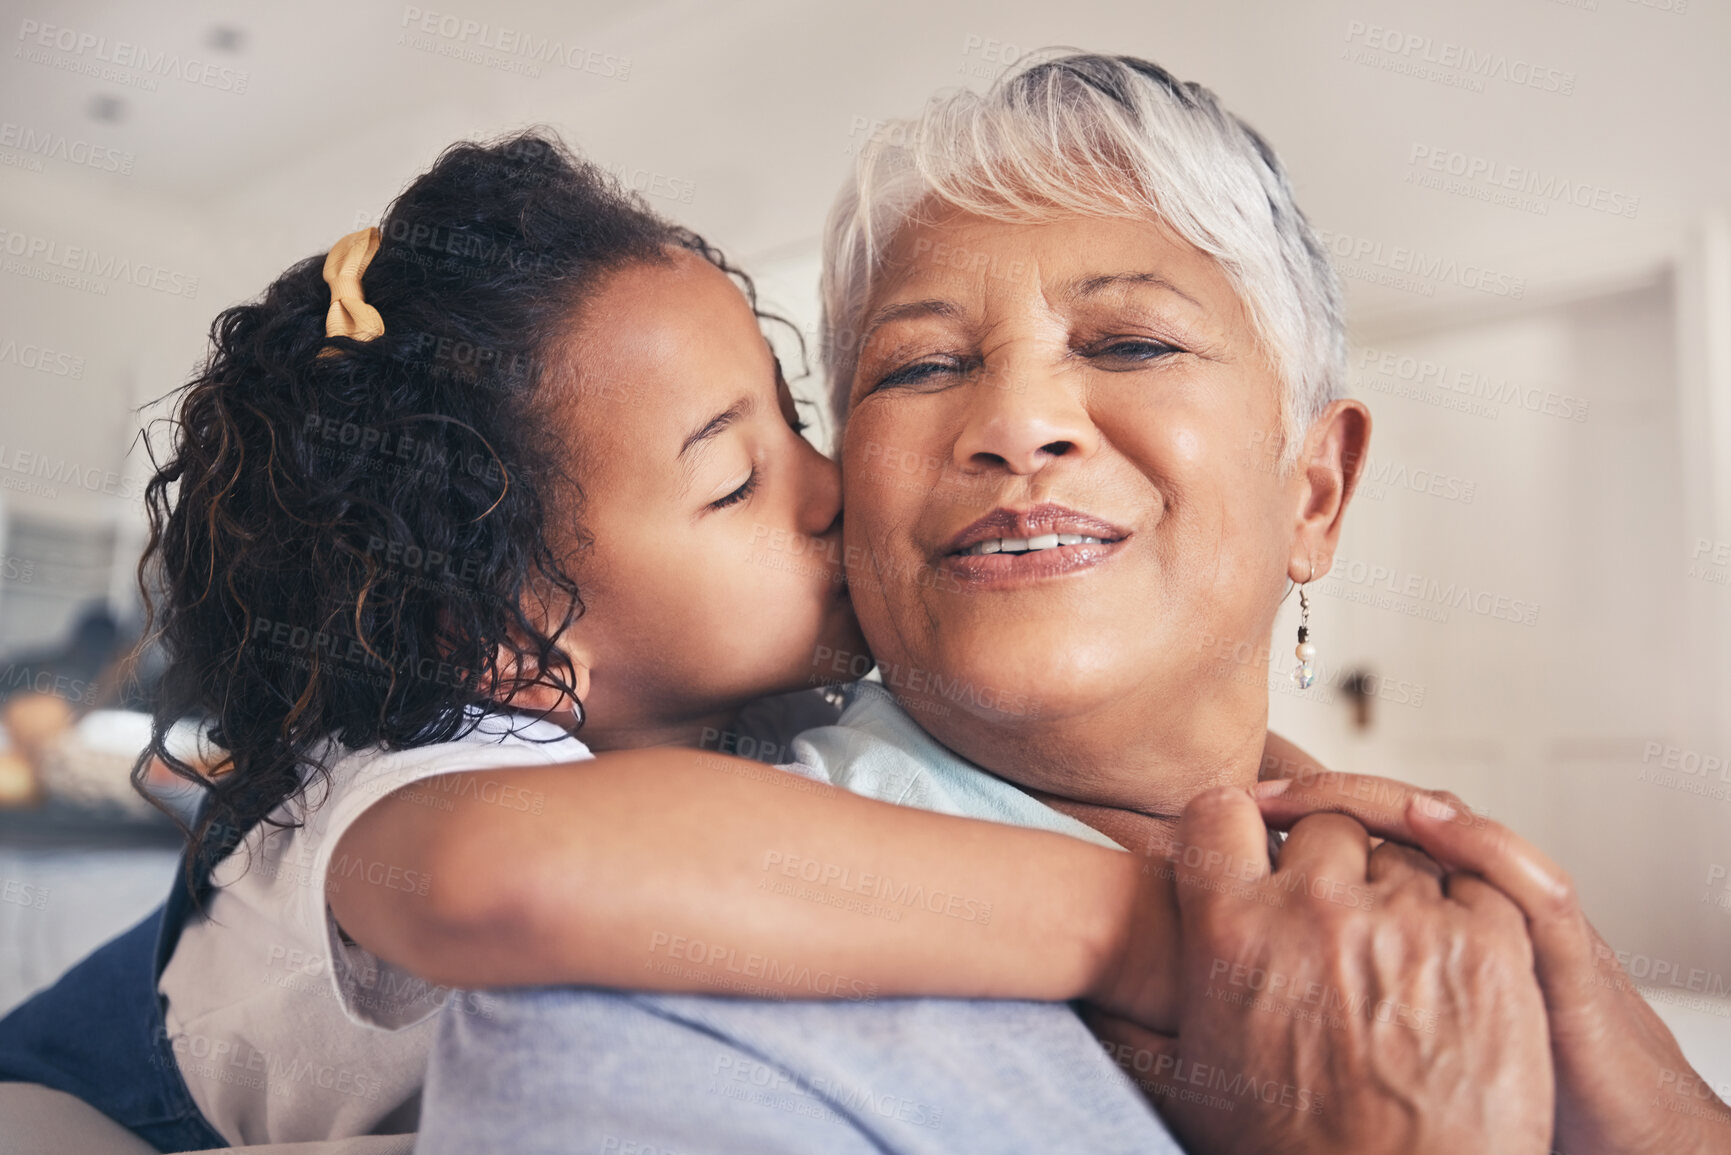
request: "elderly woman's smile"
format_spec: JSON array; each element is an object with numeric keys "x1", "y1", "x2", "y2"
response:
[{"x1": 940, "y1": 500, "x2": 1129, "y2": 581}]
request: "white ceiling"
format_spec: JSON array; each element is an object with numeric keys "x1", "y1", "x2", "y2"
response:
[{"x1": 3, "y1": 0, "x2": 1727, "y2": 331}]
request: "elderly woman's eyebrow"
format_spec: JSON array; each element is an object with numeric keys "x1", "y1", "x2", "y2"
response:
[
  {"x1": 860, "y1": 298, "x2": 959, "y2": 343},
  {"x1": 1064, "y1": 271, "x2": 1202, "y2": 310}
]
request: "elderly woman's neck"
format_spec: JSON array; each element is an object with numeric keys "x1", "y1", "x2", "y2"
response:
[
  {"x1": 927, "y1": 689, "x2": 1274, "y2": 842},
  {"x1": 1025, "y1": 787, "x2": 1186, "y2": 860}
]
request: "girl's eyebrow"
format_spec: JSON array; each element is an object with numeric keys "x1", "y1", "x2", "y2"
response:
[{"x1": 678, "y1": 396, "x2": 756, "y2": 461}]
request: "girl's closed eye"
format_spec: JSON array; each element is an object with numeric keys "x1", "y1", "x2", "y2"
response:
[{"x1": 708, "y1": 467, "x2": 758, "y2": 511}]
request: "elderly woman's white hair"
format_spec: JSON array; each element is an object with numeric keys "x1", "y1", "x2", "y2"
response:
[{"x1": 820, "y1": 51, "x2": 1346, "y2": 460}]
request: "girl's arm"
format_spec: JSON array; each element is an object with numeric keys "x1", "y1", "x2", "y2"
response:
[
  {"x1": 331, "y1": 732, "x2": 1322, "y2": 1030},
  {"x1": 331, "y1": 747, "x2": 1178, "y2": 1028}
]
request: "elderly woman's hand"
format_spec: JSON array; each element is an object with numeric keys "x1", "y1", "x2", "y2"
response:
[
  {"x1": 1254, "y1": 771, "x2": 1731, "y2": 1155},
  {"x1": 1091, "y1": 786, "x2": 1554, "y2": 1155}
]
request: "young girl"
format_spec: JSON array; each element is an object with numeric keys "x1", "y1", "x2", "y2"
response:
[{"x1": 0, "y1": 132, "x2": 1313, "y2": 1150}]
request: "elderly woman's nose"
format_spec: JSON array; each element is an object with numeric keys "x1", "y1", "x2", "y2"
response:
[{"x1": 950, "y1": 370, "x2": 1100, "y2": 474}]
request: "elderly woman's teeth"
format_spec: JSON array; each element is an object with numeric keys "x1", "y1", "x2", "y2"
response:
[{"x1": 964, "y1": 534, "x2": 1104, "y2": 556}]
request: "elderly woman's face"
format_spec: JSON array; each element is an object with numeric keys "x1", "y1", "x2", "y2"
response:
[{"x1": 840, "y1": 210, "x2": 1318, "y2": 764}]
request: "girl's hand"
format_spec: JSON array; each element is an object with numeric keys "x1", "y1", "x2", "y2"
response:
[{"x1": 1255, "y1": 772, "x2": 1731, "y2": 1155}]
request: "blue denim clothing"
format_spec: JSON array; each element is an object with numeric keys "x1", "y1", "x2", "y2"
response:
[
  {"x1": 0, "y1": 806, "x2": 244, "y2": 1155},
  {"x1": 0, "y1": 870, "x2": 228, "y2": 1152}
]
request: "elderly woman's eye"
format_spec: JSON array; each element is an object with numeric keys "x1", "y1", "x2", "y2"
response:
[
  {"x1": 1086, "y1": 338, "x2": 1180, "y2": 367},
  {"x1": 873, "y1": 356, "x2": 967, "y2": 391}
]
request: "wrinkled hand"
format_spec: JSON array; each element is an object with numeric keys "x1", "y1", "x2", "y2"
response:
[
  {"x1": 1090, "y1": 786, "x2": 1552, "y2": 1155},
  {"x1": 1254, "y1": 771, "x2": 1731, "y2": 1155}
]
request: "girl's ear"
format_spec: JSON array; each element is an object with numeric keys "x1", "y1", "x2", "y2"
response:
[{"x1": 489, "y1": 644, "x2": 592, "y2": 719}]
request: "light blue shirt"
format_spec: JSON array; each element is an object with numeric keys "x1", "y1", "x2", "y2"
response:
[{"x1": 791, "y1": 680, "x2": 1123, "y2": 849}]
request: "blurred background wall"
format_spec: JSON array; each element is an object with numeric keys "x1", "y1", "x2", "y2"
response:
[{"x1": 1, "y1": 0, "x2": 1727, "y2": 1083}]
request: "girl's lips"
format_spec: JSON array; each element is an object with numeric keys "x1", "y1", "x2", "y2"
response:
[{"x1": 941, "y1": 536, "x2": 1126, "y2": 586}]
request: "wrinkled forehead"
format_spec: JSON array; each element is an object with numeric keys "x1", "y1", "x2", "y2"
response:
[{"x1": 874, "y1": 202, "x2": 1213, "y2": 293}]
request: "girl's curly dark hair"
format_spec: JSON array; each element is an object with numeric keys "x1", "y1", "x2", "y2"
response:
[{"x1": 135, "y1": 131, "x2": 783, "y2": 893}]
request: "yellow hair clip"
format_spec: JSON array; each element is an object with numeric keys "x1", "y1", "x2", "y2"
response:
[{"x1": 320, "y1": 227, "x2": 384, "y2": 354}]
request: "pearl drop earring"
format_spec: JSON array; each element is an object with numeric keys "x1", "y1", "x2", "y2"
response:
[{"x1": 1292, "y1": 561, "x2": 1317, "y2": 689}]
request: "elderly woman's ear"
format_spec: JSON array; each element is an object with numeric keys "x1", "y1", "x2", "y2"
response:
[{"x1": 1288, "y1": 398, "x2": 1372, "y2": 583}]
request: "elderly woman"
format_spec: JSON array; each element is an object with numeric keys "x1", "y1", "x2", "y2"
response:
[{"x1": 413, "y1": 53, "x2": 1726, "y2": 1155}]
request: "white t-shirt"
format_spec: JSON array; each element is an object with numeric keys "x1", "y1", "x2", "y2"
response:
[{"x1": 157, "y1": 712, "x2": 591, "y2": 1147}]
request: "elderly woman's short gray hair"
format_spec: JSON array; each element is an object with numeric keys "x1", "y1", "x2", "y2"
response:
[{"x1": 820, "y1": 51, "x2": 1346, "y2": 458}]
